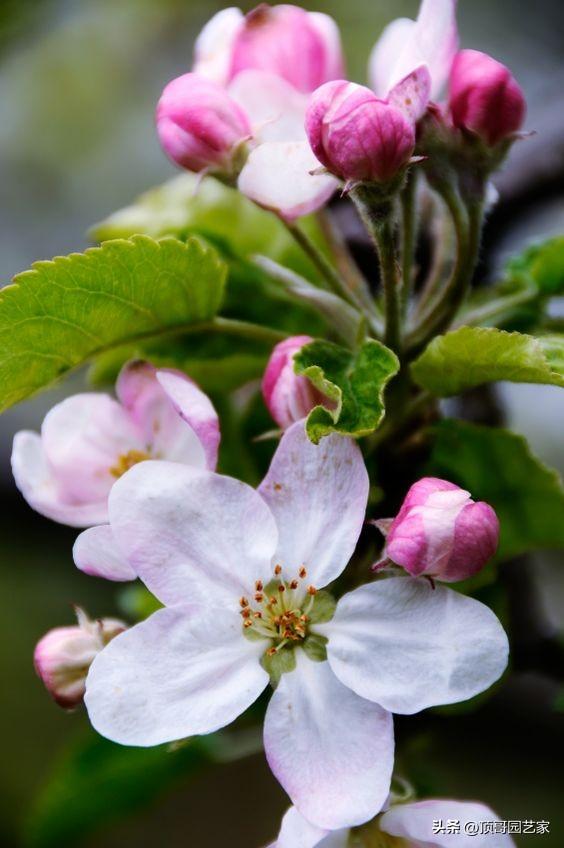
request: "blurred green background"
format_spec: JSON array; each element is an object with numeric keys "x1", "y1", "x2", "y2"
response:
[{"x1": 1, "y1": 1, "x2": 564, "y2": 846}]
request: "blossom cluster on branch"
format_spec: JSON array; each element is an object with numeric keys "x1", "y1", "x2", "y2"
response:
[{"x1": 8, "y1": 1, "x2": 560, "y2": 846}]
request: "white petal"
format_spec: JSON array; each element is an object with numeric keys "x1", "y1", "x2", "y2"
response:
[
  {"x1": 388, "y1": 65, "x2": 432, "y2": 122},
  {"x1": 73, "y1": 524, "x2": 136, "y2": 582},
  {"x1": 156, "y1": 369, "x2": 219, "y2": 469},
  {"x1": 41, "y1": 393, "x2": 141, "y2": 504},
  {"x1": 264, "y1": 652, "x2": 394, "y2": 829},
  {"x1": 228, "y1": 69, "x2": 308, "y2": 142},
  {"x1": 275, "y1": 806, "x2": 349, "y2": 848},
  {"x1": 11, "y1": 431, "x2": 108, "y2": 527},
  {"x1": 85, "y1": 604, "x2": 268, "y2": 746},
  {"x1": 108, "y1": 461, "x2": 278, "y2": 607},
  {"x1": 369, "y1": 17, "x2": 416, "y2": 96},
  {"x1": 381, "y1": 799, "x2": 516, "y2": 847},
  {"x1": 414, "y1": 0, "x2": 459, "y2": 98},
  {"x1": 258, "y1": 422, "x2": 368, "y2": 591},
  {"x1": 238, "y1": 141, "x2": 337, "y2": 221},
  {"x1": 323, "y1": 577, "x2": 509, "y2": 714},
  {"x1": 192, "y1": 7, "x2": 244, "y2": 85}
]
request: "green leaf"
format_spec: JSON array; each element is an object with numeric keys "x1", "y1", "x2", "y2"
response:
[
  {"x1": 294, "y1": 339, "x2": 399, "y2": 444},
  {"x1": 90, "y1": 173, "x2": 329, "y2": 283},
  {"x1": 25, "y1": 731, "x2": 220, "y2": 848},
  {"x1": 411, "y1": 326, "x2": 564, "y2": 396},
  {"x1": 429, "y1": 420, "x2": 564, "y2": 560},
  {"x1": 506, "y1": 235, "x2": 564, "y2": 296},
  {"x1": 0, "y1": 235, "x2": 226, "y2": 411}
]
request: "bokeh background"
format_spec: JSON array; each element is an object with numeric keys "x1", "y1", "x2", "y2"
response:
[{"x1": 1, "y1": 1, "x2": 564, "y2": 846}]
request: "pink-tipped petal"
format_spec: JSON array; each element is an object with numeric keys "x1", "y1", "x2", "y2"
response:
[
  {"x1": 229, "y1": 5, "x2": 344, "y2": 94},
  {"x1": 264, "y1": 653, "x2": 394, "y2": 829},
  {"x1": 155, "y1": 369, "x2": 220, "y2": 470},
  {"x1": 274, "y1": 806, "x2": 348, "y2": 848},
  {"x1": 322, "y1": 577, "x2": 509, "y2": 714},
  {"x1": 380, "y1": 799, "x2": 516, "y2": 847},
  {"x1": 258, "y1": 422, "x2": 369, "y2": 591},
  {"x1": 369, "y1": 17, "x2": 416, "y2": 97},
  {"x1": 11, "y1": 430, "x2": 109, "y2": 527},
  {"x1": 228, "y1": 69, "x2": 309, "y2": 143},
  {"x1": 85, "y1": 605, "x2": 268, "y2": 746},
  {"x1": 238, "y1": 140, "x2": 336, "y2": 220},
  {"x1": 73, "y1": 524, "x2": 136, "y2": 582},
  {"x1": 108, "y1": 461, "x2": 278, "y2": 607}
]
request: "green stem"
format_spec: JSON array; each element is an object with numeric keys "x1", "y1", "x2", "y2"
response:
[
  {"x1": 407, "y1": 181, "x2": 485, "y2": 355},
  {"x1": 316, "y1": 208, "x2": 384, "y2": 335},
  {"x1": 455, "y1": 285, "x2": 538, "y2": 328},
  {"x1": 400, "y1": 171, "x2": 418, "y2": 317},
  {"x1": 283, "y1": 219, "x2": 344, "y2": 296},
  {"x1": 351, "y1": 190, "x2": 402, "y2": 353}
]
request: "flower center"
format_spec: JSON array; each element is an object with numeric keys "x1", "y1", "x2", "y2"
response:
[
  {"x1": 109, "y1": 449, "x2": 151, "y2": 479},
  {"x1": 239, "y1": 564, "x2": 317, "y2": 655}
]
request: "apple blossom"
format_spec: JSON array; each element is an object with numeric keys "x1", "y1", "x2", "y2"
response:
[
  {"x1": 156, "y1": 73, "x2": 252, "y2": 175},
  {"x1": 84, "y1": 423, "x2": 508, "y2": 829},
  {"x1": 449, "y1": 50, "x2": 526, "y2": 147},
  {"x1": 193, "y1": 4, "x2": 344, "y2": 93},
  {"x1": 262, "y1": 335, "x2": 331, "y2": 429},
  {"x1": 11, "y1": 360, "x2": 219, "y2": 530},
  {"x1": 306, "y1": 81, "x2": 416, "y2": 185},
  {"x1": 34, "y1": 608, "x2": 125, "y2": 709},
  {"x1": 373, "y1": 477, "x2": 499, "y2": 583},
  {"x1": 269, "y1": 799, "x2": 516, "y2": 847},
  {"x1": 369, "y1": 0, "x2": 458, "y2": 105}
]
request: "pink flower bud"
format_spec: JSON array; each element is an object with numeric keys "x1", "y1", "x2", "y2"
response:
[
  {"x1": 448, "y1": 50, "x2": 526, "y2": 147},
  {"x1": 305, "y1": 80, "x2": 416, "y2": 183},
  {"x1": 375, "y1": 477, "x2": 499, "y2": 583},
  {"x1": 228, "y1": 4, "x2": 344, "y2": 94},
  {"x1": 34, "y1": 609, "x2": 125, "y2": 708},
  {"x1": 262, "y1": 336, "x2": 329, "y2": 429},
  {"x1": 156, "y1": 73, "x2": 251, "y2": 174}
]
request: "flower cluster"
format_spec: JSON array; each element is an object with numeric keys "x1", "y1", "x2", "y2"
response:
[{"x1": 16, "y1": 0, "x2": 529, "y2": 840}]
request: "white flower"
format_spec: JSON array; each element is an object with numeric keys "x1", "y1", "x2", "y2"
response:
[{"x1": 84, "y1": 422, "x2": 508, "y2": 830}]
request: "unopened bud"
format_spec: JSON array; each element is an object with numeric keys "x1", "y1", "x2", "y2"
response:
[
  {"x1": 449, "y1": 50, "x2": 526, "y2": 147},
  {"x1": 228, "y1": 4, "x2": 344, "y2": 93},
  {"x1": 156, "y1": 73, "x2": 251, "y2": 175},
  {"x1": 305, "y1": 80, "x2": 415, "y2": 184},
  {"x1": 34, "y1": 609, "x2": 125, "y2": 709},
  {"x1": 374, "y1": 477, "x2": 499, "y2": 583},
  {"x1": 262, "y1": 336, "x2": 330, "y2": 429}
]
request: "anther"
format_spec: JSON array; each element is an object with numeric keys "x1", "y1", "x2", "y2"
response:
[
  {"x1": 243, "y1": 620, "x2": 253, "y2": 629},
  {"x1": 241, "y1": 608, "x2": 251, "y2": 619},
  {"x1": 253, "y1": 611, "x2": 263, "y2": 619},
  {"x1": 299, "y1": 566, "x2": 307, "y2": 578},
  {"x1": 266, "y1": 646, "x2": 277, "y2": 657},
  {"x1": 254, "y1": 592, "x2": 264, "y2": 602},
  {"x1": 307, "y1": 585, "x2": 317, "y2": 596},
  {"x1": 255, "y1": 580, "x2": 263, "y2": 591},
  {"x1": 274, "y1": 564, "x2": 282, "y2": 576},
  {"x1": 278, "y1": 584, "x2": 286, "y2": 593},
  {"x1": 290, "y1": 579, "x2": 299, "y2": 589},
  {"x1": 240, "y1": 597, "x2": 249, "y2": 608}
]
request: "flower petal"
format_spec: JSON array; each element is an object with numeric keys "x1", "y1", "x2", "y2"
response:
[
  {"x1": 85, "y1": 604, "x2": 268, "y2": 746},
  {"x1": 369, "y1": 17, "x2": 415, "y2": 97},
  {"x1": 228, "y1": 69, "x2": 308, "y2": 142},
  {"x1": 380, "y1": 799, "x2": 516, "y2": 847},
  {"x1": 388, "y1": 65, "x2": 432, "y2": 122},
  {"x1": 116, "y1": 361, "x2": 208, "y2": 469},
  {"x1": 155, "y1": 369, "x2": 219, "y2": 469},
  {"x1": 238, "y1": 141, "x2": 337, "y2": 221},
  {"x1": 108, "y1": 460, "x2": 278, "y2": 607},
  {"x1": 11, "y1": 431, "x2": 108, "y2": 527},
  {"x1": 41, "y1": 393, "x2": 142, "y2": 504},
  {"x1": 274, "y1": 806, "x2": 349, "y2": 848},
  {"x1": 258, "y1": 422, "x2": 369, "y2": 591},
  {"x1": 192, "y1": 7, "x2": 244, "y2": 85},
  {"x1": 264, "y1": 652, "x2": 394, "y2": 829},
  {"x1": 73, "y1": 524, "x2": 136, "y2": 582},
  {"x1": 323, "y1": 577, "x2": 508, "y2": 714}
]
